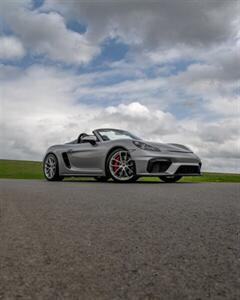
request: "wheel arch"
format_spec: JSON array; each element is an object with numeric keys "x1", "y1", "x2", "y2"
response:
[
  {"x1": 43, "y1": 151, "x2": 59, "y2": 163},
  {"x1": 104, "y1": 146, "x2": 128, "y2": 176},
  {"x1": 43, "y1": 151, "x2": 64, "y2": 181},
  {"x1": 43, "y1": 151, "x2": 61, "y2": 173}
]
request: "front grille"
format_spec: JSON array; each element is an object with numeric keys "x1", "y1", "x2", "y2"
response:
[
  {"x1": 175, "y1": 165, "x2": 200, "y2": 175},
  {"x1": 147, "y1": 159, "x2": 171, "y2": 173}
]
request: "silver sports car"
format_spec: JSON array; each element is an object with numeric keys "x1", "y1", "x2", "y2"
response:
[{"x1": 43, "y1": 128, "x2": 201, "y2": 183}]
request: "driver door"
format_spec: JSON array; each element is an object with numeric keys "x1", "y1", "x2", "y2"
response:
[{"x1": 66, "y1": 141, "x2": 103, "y2": 175}]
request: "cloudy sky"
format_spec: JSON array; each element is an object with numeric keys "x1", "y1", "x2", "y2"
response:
[{"x1": 0, "y1": 0, "x2": 239, "y2": 172}]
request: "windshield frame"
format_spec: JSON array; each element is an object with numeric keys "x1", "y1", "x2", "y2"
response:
[{"x1": 93, "y1": 128, "x2": 141, "y2": 142}]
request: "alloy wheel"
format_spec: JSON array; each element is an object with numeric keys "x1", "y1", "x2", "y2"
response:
[
  {"x1": 109, "y1": 150, "x2": 136, "y2": 182},
  {"x1": 44, "y1": 155, "x2": 57, "y2": 179}
]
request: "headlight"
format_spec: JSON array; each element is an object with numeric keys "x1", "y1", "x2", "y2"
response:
[{"x1": 133, "y1": 141, "x2": 160, "y2": 152}]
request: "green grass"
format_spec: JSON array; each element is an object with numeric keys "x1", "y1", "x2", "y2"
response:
[
  {"x1": 0, "y1": 159, "x2": 44, "y2": 179},
  {"x1": 0, "y1": 159, "x2": 240, "y2": 182}
]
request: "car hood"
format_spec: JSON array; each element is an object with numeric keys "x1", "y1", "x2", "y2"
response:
[{"x1": 139, "y1": 140, "x2": 192, "y2": 153}]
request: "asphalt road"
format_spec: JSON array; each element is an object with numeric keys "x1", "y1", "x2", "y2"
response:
[{"x1": 0, "y1": 180, "x2": 239, "y2": 300}]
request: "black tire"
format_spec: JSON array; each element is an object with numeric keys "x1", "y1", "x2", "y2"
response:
[
  {"x1": 107, "y1": 148, "x2": 138, "y2": 183},
  {"x1": 43, "y1": 153, "x2": 64, "y2": 181},
  {"x1": 94, "y1": 176, "x2": 109, "y2": 182},
  {"x1": 159, "y1": 176, "x2": 182, "y2": 183}
]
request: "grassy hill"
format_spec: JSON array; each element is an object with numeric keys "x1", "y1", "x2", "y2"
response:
[
  {"x1": 0, "y1": 159, "x2": 240, "y2": 182},
  {"x1": 0, "y1": 159, "x2": 43, "y2": 179}
]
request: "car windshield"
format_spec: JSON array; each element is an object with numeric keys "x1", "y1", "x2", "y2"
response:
[{"x1": 97, "y1": 129, "x2": 140, "y2": 141}]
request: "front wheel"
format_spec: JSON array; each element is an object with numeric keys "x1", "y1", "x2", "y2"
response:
[
  {"x1": 43, "y1": 154, "x2": 64, "y2": 181},
  {"x1": 159, "y1": 175, "x2": 182, "y2": 183},
  {"x1": 107, "y1": 149, "x2": 138, "y2": 183}
]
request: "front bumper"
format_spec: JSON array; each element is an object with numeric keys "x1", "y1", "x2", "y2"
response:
[{"x1": 131, "y1": 149, "x2": 202, "y2": 176}]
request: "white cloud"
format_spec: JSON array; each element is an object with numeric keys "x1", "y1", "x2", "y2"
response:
[
  {"x1": 0, "y1": 36, "x2": 25, "y2": 60},
  {"x1": 174, "y1": 47, "x2": 240, "y2": 86},
  {"x1": 0, "y1": 1, "x2": 99, "y2": 64},
  {"x1": 0, "y1": 0, "x2": 239, "y2": 173},
  {"x1": 44, "y1": 0, "x2": 239, "y2": 48},
  {"x1": 206, "y1": 96, "x2": 240, "y2": 117},
  {"x1": 0, "y1": 64, "x2": 239, "y2": 173}
]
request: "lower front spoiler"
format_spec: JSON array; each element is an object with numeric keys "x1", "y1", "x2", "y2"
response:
[
  {"x1": 138, "y1": 172, "x2": 202, "y2": 176},
  {"x1": 137, "y1": 162, "x2": 202, "y2": 176}
]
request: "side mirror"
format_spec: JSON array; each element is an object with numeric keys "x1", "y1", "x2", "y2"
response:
[{"x1": 81, "y1": 135, "x2": 97, "y2": 145}]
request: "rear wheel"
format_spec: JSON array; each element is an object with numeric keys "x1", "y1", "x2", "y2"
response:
[
  {"x1": 43, "y1": 154, "x2": 63, "y2": 181},
  {"x1": 107, "y1": 149, "x2": 138, "y2": 183},
  {"x1": 159, "y1": 175, "x2": 182, "y2": 183}
]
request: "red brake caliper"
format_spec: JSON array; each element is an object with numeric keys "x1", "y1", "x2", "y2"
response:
[{"x1": 113, "y1": 154, "x2": 120, "y2": 174}]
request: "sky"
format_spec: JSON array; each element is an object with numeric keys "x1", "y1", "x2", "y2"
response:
[{"x1": 0, "y1": 0, "x2": 239, "y2": 172}]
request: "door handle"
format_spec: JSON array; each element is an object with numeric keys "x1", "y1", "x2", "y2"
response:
[{"x1": 67, "y1": 149, "x2": 73, "y2": 153}]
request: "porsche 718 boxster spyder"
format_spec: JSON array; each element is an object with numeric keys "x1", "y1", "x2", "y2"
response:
[{"x1": 43, "y1": 128, "x2": 202, "y2": 183}]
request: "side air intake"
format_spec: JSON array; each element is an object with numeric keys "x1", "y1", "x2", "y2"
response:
[
  {"x1": 147, "y1": 159, "x2": 172, "y2": 173},
  {"x1": 62, "y1": 152, "x2": 71, "y2": 169}
]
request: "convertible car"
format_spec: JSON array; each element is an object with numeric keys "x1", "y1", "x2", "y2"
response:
[{"x1": 43, "y1": 128, "x2": 201, "y2": 183}]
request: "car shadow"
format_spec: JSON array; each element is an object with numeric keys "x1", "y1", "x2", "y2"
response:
[{"x1": 62, "y1": 179, "x2": 200, "y2": 184}]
